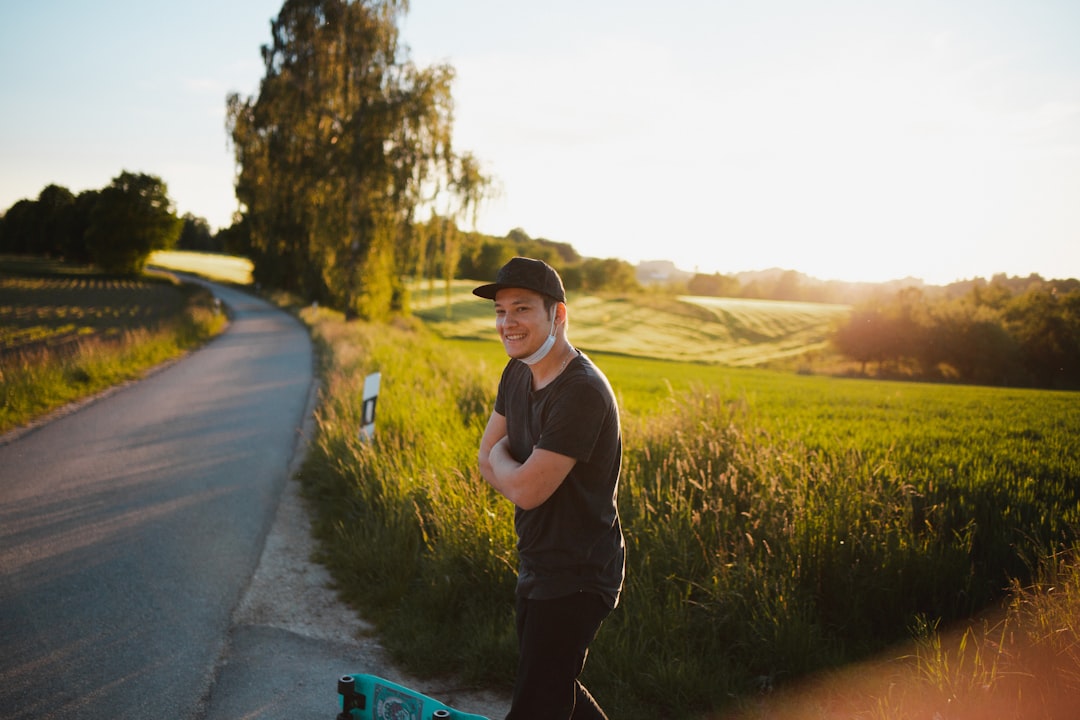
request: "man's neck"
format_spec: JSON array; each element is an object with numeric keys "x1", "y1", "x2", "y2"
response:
[{"x1": 529, "y1": 339, "x2": 576, "y2": 390}]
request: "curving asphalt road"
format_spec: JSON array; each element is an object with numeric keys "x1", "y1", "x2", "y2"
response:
[{"x1": 0, "y1": 282, "x2": 315, "y2": 719}]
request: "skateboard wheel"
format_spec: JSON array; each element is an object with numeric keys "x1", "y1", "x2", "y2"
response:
[
  {"x1": 433, "y1": 711, "x2": 451, "y2": 719},
  {"x1": 338, "y1": 675, "x2": 356, "y2": 695}
]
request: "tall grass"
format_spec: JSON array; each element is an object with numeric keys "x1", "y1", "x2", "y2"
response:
[
  {"x1": 722, "y1": 546, "x2": 1080, "y2": 720},
  {"x1": 298, "y1": 311, "x2": 520, "y2": 681},
  {"x1": 0, "y1": 286, "x2": 225, "y2": 434},
  {"x1": 298, "y1": 311, "x2": 1080, "y2": 718}
]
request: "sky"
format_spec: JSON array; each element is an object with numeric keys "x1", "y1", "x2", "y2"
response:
[{"x1": 2, "y1": 1, "x2": 1078, "y2": 285}]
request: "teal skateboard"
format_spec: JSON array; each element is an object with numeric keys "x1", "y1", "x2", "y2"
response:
[{"x1": 336, "y1": 673, "x2": 491, "y2": 720}]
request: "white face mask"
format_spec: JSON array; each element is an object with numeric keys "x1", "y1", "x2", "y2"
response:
[{"x1": 521, "y1": 306, "x2": 557, "y2": 366}]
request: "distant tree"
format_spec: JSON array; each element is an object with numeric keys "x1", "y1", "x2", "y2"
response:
[
  {"x1": 832, "y1": 305, "x2": 892, "y2": 374},
  {"x1": 437, "y1": 152, "x2": 492, "y2": 316},
  {"x1": 85, "y1": 171, "x2": 182, "y2": 274},
  {"x1": 65, "y1": 190, "x2": 100, "y2": 263},
  {"x1": 886, "y1": 287, "x2": 930, "y2": 367},
  {"x1": 533, "y1": 238, "x2": 580, "y2": 265},
  {"x1": 832, "y1": 280, "x2": 1080, "y2": 389},
  {"x1": 559, "y1": 264, "x2": 584, "y2": 292},
  {"x1": 926, "y1": 301, "x2": 1021, "y2": 384},
  {"x1": 0, "y1": 199, "x2": 38, "y2": 254},
  {"x1": 970, "y1": 275, "x2": 1016, "y2": 311},
  {"x1": 772, "y1": 270, "x2": 803, "y2": 301},
  {"x1": 505, "y1": 228, "x2": 531, "y2": 245},
  {"x1": 580, "y1": 258, "x2": 639, "y2": 293},
  {"x1": 36, "y1": 184, "x2": 76, "y2": 257},
  {"x1": 177, "y1": 213, "x2": 215, "y2": 252},
  {"x1": 687, "y1": 272, "x2": 740, "y2": 297},
  {"x1": 526, "y1": 244, "x2": 565, "y2": 269},
  {"x1": 740, "y1": 280, "x2": 765, "y2": 299},
  {"x1": 469, "y1": 240, "x2": 516, "y2": 281},
  {"x1": 214, "y1": 216, "x2": 251, "y2": 257},
  {"x1": 1006, "y1": 287, "x2": 1080, "y2": 389}
]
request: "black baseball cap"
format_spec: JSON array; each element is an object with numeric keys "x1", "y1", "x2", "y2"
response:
[{"x1": 472, "y1": 257, "x2": 566, "y2": 303}]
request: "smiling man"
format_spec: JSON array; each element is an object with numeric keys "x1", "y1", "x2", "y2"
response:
[{"x1": 474, "y1": 257, "x2": 625, "y2": 720}]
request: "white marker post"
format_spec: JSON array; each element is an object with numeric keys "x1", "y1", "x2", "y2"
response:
[{"x1": 359, "y1": 372, "x2": 381, "y2": 442}]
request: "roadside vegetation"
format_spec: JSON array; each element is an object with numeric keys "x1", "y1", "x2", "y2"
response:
[
  {"x1": 297, "y1": 302, "x2": 1080, "y2": 719},
  {"x1": 0, "y1": 256, "x2": 226, "y2": 434}
]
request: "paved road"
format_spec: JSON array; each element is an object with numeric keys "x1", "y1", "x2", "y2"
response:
[{"x1": 0, "y1": 283, "x2": 314, "y2": 719}]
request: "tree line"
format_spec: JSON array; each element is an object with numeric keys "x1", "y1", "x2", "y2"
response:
[
  {"x1": 0, "y1": 173, "x2": 233, "y2": 274},
  {"x1": 0, "y1": 174, "x2": 639, "y2": 296},
  {"x1": 830, "y1": 276, "x2": 1080, "y2": 390},
  {"x1": 0, "y1": 180, "x2": 641, "y2": 298}
]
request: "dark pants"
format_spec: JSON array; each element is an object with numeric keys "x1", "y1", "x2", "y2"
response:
[{"x1": 506, "y1": 592, "x2": 612, "y2": 720}]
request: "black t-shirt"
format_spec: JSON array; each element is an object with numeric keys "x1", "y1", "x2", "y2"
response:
[{"x1": 494, "y1": 351, "x2": 626, "y2": 608}]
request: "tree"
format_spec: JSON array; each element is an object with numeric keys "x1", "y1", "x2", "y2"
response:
[
  {"x1": 580, "y1": 258, "x2": 640, "y2": 293},
  {"x1": 177, "y1": 213, "x2": 215, "y2": 251},
  {"x1": 831, "y1": 281, "x2": 1080, "y2": 389},
  {"x1": 926, "y1": 301, "x2": 1021, "y2": 384},
  {"x1": 226, "y1": 0, "x2": 490, "y2": 318},
  {"x1": 0, "y1": 199, "x2": 38, "y2": 254},
  {"x1": 66, "y1": 190, "x2": 100, "y2": 264},
  {"x1": 687, "y1": 272, "x2": 739, "y2": 297},
  {"x1": 214, "y1": 215, "x2": 252, "y2": 257},
  {"x1": 0, "y1": 185, "x2": 84, "y2": 258},
  {"x1": 772, "y1": 270, "x2": 803, "y2": 301},
  {"x1": 469, "y1": 240, "x2": 516, "y2": 282},
  {"x1": 832, "y1": 305, "x2": 892, "y2": 374},
  {"x1": 37, "y1": 184, "x2": 76, "y2": 257},
  {"x1": 85, "y1": 172, "x2": 182, "y2": 274},
  {"x1": 1006, "y1": 287, "x2": 1080, "y2": 389}
]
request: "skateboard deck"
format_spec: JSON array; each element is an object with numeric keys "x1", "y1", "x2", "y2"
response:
[{"x1": 336, "y1": 673, "x2": 491, "y2": 720}]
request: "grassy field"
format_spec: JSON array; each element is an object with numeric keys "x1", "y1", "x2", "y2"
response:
[
  {"x1": 0, "y1": 255, "x2": 227, "y2": 434},
  {"x1": 411, "y1": 280, "x2": 850, "y2": 368},
  {"x1": 148, "y1": 250, "x2": 254, "y2": 285},
  {"x1": 298, "y1": 303, "x2": 1080, "y2": 719},
  {"x1": 0, "y1": 256, "x2": 197, "y2": 355}
]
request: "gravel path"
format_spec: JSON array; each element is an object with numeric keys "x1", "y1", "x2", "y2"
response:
[{"x1": 225, "y1": 383, "x2": 511, "y2": 719}]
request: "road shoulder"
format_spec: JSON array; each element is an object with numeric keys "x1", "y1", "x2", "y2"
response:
[{"x1": 200, "y1": 382, "x2": 510, "y2": 719}]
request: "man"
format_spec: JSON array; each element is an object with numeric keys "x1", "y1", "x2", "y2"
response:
[{"x1": 474, "y1": 257, "x2": 625, "y2": 720}]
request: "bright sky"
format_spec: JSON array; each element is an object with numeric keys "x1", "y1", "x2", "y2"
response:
[{"x1": 2, "y1": 1, "x2": 1078, "y2": 285}]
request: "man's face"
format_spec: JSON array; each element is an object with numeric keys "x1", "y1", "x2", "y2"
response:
[{"x1": 493, "y1": 287, "x2": 554, "y2": 360}]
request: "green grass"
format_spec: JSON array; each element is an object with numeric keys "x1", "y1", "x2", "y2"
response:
[
  {"x1": 149, "y1": 250, "x2": 254, "y2": 285},
  {"x1": 296, "y1": 305, "x2": 1080, "y2": 719},
  {"x1": 720, "y1": 548, "x2": 1080, "y2": 720},
  {"x1": 411, "y1": 279, "x2": 850, "y2": 367}
]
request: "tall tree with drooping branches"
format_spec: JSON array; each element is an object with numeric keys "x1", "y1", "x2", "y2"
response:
[{"x1": 227, "y1": 0, "x2": 489, "y2": 317}]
